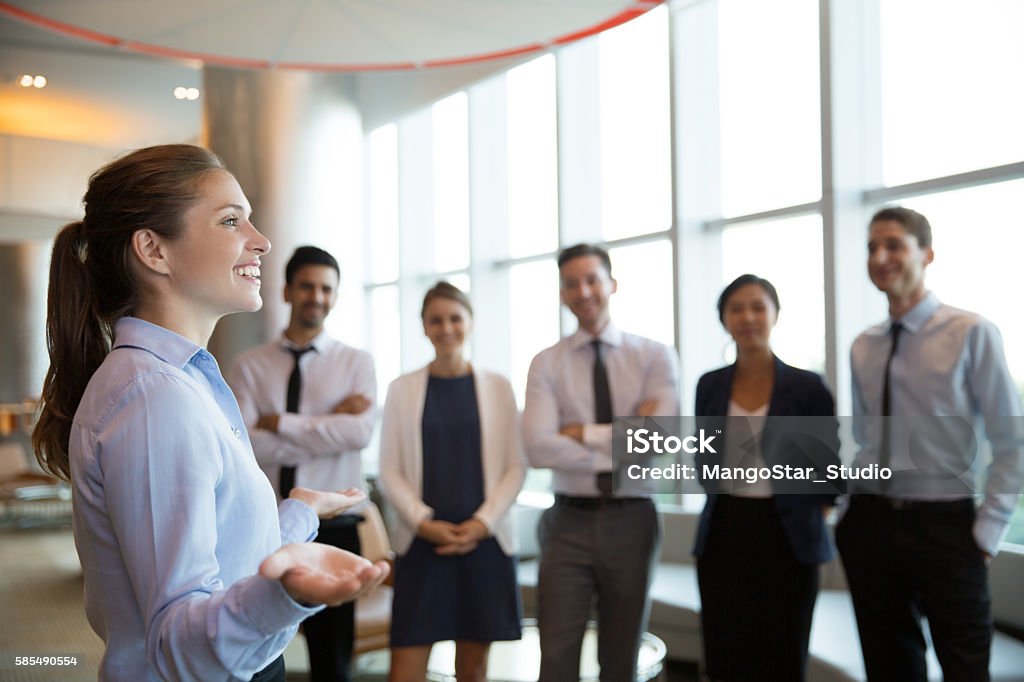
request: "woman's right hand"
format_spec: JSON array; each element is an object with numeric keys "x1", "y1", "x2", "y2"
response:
[{"x1": 259, "y1": 542, "x2": 389, "y2": 607}]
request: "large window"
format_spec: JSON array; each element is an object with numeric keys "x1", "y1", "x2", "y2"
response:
[
  {"x1": 598, "y1": 4, "x2": 672, "y2": 240},
  {"x1": 717, "y1": 0, "x2": 821, "y2": 217},
  {"x1": 362, "y1": 1, "x2": 1024, "y2": 546},
  {"x1": 432, "y1": 93, "x2": 470, "y2": 274},
  {"x1": 368, "y1": 285, "x2": 401, "y2": 403},
  {"x1": 508, "y1": 260, "x2": 560, "y2": 404},
  {"x1": 609, "y1": 240, "x2": 675, "y2": 349},
  {"x1": 367, "y1": 124, "x2": 399, "y2": 284},
  {"x1": 507, "y1": 55, "x2": 558, "y2": 258},
  {"x1": 879, "y1": 0, "x2": 1024, "y2": 186}
]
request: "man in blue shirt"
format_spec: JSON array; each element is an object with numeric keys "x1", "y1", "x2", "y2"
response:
[{"x1": 837, "y1": 206, "x2": 1024, "y2": 682}]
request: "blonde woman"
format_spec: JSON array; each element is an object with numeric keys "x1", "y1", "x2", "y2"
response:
[{"x1": 379, "y1": 282, "x2": 526, "y2": 682}]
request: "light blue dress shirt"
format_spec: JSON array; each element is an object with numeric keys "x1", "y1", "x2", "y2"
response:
[
  {"x1": 70, "y1": 317, "x2": 323, "y2": 681},
  {"x1": 850, "y1": 292, "x2": 1024, "y2": 554}
]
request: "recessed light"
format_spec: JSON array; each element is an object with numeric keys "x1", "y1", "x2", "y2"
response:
[
  {"x1": 173, "y1": 86, "x2": 187, "y2": 99},
  {"x1": 32, "y1": 75, "x2": 46, "y2": 88},
  {"x1": 18, "y1": 74, "x2": 34, "y2": 87},
  {"x1": 185, "y1": 87, "x2": 200, "y2": 101}
]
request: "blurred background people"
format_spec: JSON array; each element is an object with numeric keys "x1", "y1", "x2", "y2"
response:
[
  {"x1": 838, "y1": 207, "x2": 1024, "y2": 681},
  {"x1": 378, "y1": 281, "x2": 525, "y2": 682},
  {"x1": 523, "y1": 244, "x2": 679, "y2": 682},
  {"x1": 229, "y1": 246, "x2": 377, "y2": 682},
  {"x1": 31, "y1": 144, "x2": 387, "y2": 682},
  {"x1": 693, "y1": 274, "x2": 840, "y2": 682}
]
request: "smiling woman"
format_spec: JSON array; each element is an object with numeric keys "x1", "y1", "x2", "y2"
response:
[
  {"x1": 131, "y1": 168, "x2": 270, "y2": 344},
  {"x1": 30, "y1": 144, "x2": 388, "y2": 682},
  {"x1": 693, "y1": 273, "x2": 840, "y2": 682},
  {"x1": 379, "y1": 281, "x2": 526, "y2": 682}
]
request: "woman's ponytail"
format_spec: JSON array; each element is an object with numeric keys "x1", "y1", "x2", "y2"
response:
[{"x1": 32, "y1": 221, "x2": 110, "y2": 480}]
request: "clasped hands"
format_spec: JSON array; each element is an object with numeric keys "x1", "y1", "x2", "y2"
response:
[
  {"x1": 417, "y1": 518, "x2": 489, "y2": 556},
  {"x1": 256, "y1": 392, "x2": 372, "y2": 433},
  {"x1": 559, "y1": 397, "x2": 659, "y2": 442}
]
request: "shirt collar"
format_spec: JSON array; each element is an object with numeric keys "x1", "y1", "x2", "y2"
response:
[
  {"x1": 568, "y1": 321, "x2": 623, "y2": 351},
  {"x1": 112, "y1": 317, "x2": 204, "y2": 369},
  {"x1": 891, "y1": 290, "x2": 940, "y2": 334},
  {"x1": 277, "y1": 328, "x2": 331, "y2": 354}
]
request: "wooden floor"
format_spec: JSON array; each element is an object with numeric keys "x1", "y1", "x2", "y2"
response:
[{"x1": 0, "y1": 524, "x2": 698, "y2": 682}]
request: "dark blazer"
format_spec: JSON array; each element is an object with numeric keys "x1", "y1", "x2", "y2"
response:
[{"x1": 691, "y1": 355, "x2": 842, "y2": 565}]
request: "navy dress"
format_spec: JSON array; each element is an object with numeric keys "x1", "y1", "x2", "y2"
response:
[{"x1": 390, "y1": 374, "x2": 522, "y2": 647}]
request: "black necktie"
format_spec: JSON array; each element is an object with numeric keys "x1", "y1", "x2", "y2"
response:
[
  {"x1": 878, "y1": 323, "x2": 902, "y2": 491},
  {"x1": 279, "y1": 346, "x2": 314, "y2": 498},
  {"x1": 593, "y1": 340, "x2": 614, "y2": 495}
]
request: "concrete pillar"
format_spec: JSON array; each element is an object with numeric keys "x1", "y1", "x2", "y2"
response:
[
  {"x1": 202, "y1": 67, "x2": 365, "y2": 370},
  {"x1": 0, "y1": 241, "x2": 50, "y2": 404}
]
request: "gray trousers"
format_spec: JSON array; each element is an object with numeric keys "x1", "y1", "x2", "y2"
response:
[{"x1": 537, "y1": 497, "x2": 661, "y2": 682}]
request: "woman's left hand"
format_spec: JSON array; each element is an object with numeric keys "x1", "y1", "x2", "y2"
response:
[
  {"x1": 289, "y1": 487, "x2": 366, "y2": 519},
  {"x1": 435, "y1": 518, "x2": 490, "y2": 556},
  {"x1": 260, "y1": 542, "x2": 389, "y2": 607}
]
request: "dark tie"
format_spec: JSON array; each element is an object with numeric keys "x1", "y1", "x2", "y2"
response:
[
  {"x1": 878, "y1": 323, "x2": 903, "y2": 491},
  {"x1": 593, "y1": 340, "x2": 614, "y2": 495},
  {"x1": 279, "y1": 346, "x2": 314, "y2": 498}
]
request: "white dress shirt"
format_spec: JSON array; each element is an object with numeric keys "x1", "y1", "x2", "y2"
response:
[
  {"x1": 523, "y1": 322, "x2": 680, "y2": 496},
  {"x1": 228, "y1": 330, "x2": 376, "y2": 504},
  {"x1": 850, "y1": 291, "x2": 1024, "y2": 554}
]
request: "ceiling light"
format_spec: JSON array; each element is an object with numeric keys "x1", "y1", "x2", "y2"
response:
[
  {"x1": 32, "y1": 75, "x2": 46, "y2": 88},
  {"x1": 18, "y1": 74, "x2": 34, "y2": 87},
  {"x1": 185, "y1": 87, "x2": 200, "y2": 101},
  {"x1": 173, "y1": 86, "x2": 187, "y2": 99}
]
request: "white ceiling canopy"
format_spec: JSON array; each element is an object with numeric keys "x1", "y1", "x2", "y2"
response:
[{"x1": 0, "y1": 0, "x2": 661, "y2": 70}]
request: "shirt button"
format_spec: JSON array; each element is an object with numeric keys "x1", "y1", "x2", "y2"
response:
[{"x1": 233, "y1": 428, "x2": 242, "y2": 438}]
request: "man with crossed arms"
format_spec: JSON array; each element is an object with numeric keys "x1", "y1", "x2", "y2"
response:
[{"x1": 523, "y1": 243, "x2": 679, "y2": 682}]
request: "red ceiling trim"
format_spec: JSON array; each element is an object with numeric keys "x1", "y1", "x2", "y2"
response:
[
  {"x1": 0, "y1": 1, "x2": 664, "y2": 72},
  {"x1": 124, "y1": 41, "x2": 270, "y2": 68},
  {"x1": 422, "y1": 42, "x2": 545, "y2": 69}
]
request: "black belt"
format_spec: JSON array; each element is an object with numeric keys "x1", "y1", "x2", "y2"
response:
[
  {"x1": 851, "y1": 493, "x2": 975, "y2": 512},
  {"x1": 555, "y1": 494, "x2": 650, "y2": 510}
]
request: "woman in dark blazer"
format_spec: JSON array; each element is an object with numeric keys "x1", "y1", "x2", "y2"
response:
[{"x1": 693, "y1": 274, "x2": 841, "y2": 682}]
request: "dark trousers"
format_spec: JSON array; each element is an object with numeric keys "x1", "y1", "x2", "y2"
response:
[
  {"x1": 536, "y1": 497, "x2": 660, "y2": 682},
  {"x1": 697, "y1": 496, "x2": 818, "y2": 682},
  {"x1": 303, "y1": 517, "x2": 362, "y2": 682},
  {"x1": 250, "y1": 655, "x2": 285, "y2": 682},
  {"x1": 835, "y1": 495, "x2": 992, "y2": 682}
]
